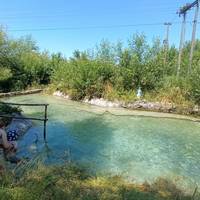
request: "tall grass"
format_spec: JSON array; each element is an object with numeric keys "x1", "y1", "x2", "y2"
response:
[{"x1": 0, "y1": 163, "x2": 198, "y2": 200}]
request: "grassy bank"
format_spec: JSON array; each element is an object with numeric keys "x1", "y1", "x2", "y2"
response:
[{"x1": 0, "y1": 164, "x2": 197, "y2": 200}]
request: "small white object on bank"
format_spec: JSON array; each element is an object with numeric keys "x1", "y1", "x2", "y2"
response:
[{"x1": 136, "y1": 87, "x2": 142, "y2": 98}]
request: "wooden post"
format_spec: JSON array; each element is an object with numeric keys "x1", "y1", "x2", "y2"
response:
[{"x1": 44, "y1": 105, "x2": 48, "y2": 142}]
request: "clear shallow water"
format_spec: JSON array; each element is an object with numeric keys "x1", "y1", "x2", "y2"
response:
[{"x1": 4, "y1": 94, "x2": 200, "y2": 190}]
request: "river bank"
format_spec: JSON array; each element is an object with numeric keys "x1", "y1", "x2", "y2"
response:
[
  {"x1": 0, "y1": 89, "x2": 43, "y2": 98},
  {"x1": 1, "y1": 90, "x2": 199, "y2": 121},
  {"x1": 1, "y1": 89, "x2": 199, "y2": 117},
  {"x1": 53, "y1": 91, "x2": 200, "y2": 120}
]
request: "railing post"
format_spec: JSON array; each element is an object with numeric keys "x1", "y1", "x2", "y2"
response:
[{"x1": 44, "y1": 104, "x2": 48, "y2": 142}]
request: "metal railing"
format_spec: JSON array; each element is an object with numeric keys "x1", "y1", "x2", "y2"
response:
[{"x1": 0, "y1": 102, "x2": 49, "y2": 141}]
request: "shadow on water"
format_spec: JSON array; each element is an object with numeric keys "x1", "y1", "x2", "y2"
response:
[
  {"x1": 43, "y1": 115, "x2": 117, "y2": 172},
  {"x1": 15, "y1": 114, "x2": 116, "y2": 172}
]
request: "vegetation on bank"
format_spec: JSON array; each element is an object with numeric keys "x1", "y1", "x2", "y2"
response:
[
  {"x1": 0, "y1": 29, "x2": 200, "y2": 108},
  {"x1": 0, "y1": 30, "x2": 52, "y2": 93},
  {"x1": 0, "y1": 104, "x2": 21, "y2": 114},
  {"x1": 0, "y1": 164, "x2": 197, "y2": 200},
  {"x1": 0, "y1": 103, "x2": 22, "y2": 125}
]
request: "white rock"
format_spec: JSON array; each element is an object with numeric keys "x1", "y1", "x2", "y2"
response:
[
  {"x1": 84, "y1": 98, "x2": 120, "y2": 108},
  {"x1": 53, "y1": 91, "x2": 70, "y2": 99}
]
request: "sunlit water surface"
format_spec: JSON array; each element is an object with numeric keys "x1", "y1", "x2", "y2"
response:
[{"x1": 4, "y1": 94, "x2": 200, "y2": 190}]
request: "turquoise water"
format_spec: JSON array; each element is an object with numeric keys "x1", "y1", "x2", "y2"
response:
[{"x1": 4, "y1": 94, "x2": 200, "y2": 190}]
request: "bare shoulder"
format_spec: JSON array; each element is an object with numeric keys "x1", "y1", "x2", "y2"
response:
[{"x1": 0, "y1": 128, "x2": 6, "y2": 135}]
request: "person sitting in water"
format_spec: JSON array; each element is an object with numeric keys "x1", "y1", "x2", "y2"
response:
[
  {"x1": 0, "y1": 118, "x2": 17, "y2": 151},
  {"x1": 0, "y1": 118, "x2": 20, "y2": 163}
]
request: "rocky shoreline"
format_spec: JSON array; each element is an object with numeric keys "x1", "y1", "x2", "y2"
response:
[{"x1": 53, "y1": 91, "x2": 200, "y2": 116}]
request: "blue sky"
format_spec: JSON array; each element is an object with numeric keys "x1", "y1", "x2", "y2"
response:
[{"x1": 0, "y1": 0, "x2": 199, "y2": 57}]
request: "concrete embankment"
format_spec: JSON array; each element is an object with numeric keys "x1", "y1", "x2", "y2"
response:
[{"x1": 0, "y1": 89, "x2": 43, "y2": 98}]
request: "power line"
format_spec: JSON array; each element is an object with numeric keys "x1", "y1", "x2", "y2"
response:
[
  {"x1": 6, "y1": 22, "x2": 186, "y2": 32},
  {"x1": 7, "y1": 21, "x2": 200, "y2": 33}
]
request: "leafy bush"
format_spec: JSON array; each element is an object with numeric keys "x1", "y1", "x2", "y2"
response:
[
  {"x1": 0, "y1": 29, "x2": 200, "y2": 107},
  {"x1": 0, "y1": 30, "x2": 53, "y2": 92},
  {"x1": 190, "y1": 65, "x2": 200, "y2": 105},
  {"x1": 0, "y1": 104, "x2": 21, "y2": 114},
  {"x1": 52, "y1": 60, "x2": 119, "y2": 100},
  {"x1": 0, "y1": 103, "x2": 22, "y2": 125}
]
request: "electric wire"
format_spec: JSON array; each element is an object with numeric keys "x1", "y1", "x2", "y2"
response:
[{"x1": 5, "y1": 21, "x2": 197, "y2": 32}]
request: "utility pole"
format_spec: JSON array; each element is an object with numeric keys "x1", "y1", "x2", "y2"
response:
[
  {"x1": 177, "y1": 0, "x2": 199, "y2": 77},
  {"x1": 188, "y1": 1, "x2": 199, "y2": 74},
  {"x1": 177, "y1": 12, "x2": 187, "y2": 77},
  {"x1": 163, "y1": 22, "x2": 172, "y2": 67}
]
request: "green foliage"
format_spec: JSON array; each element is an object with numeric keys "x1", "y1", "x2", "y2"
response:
[
  {"x1": 142, "y1": 78, "x2": 196, "y2": 116},
  {"x1": 0, "y1": 29, "x2": 53, "y2": 92},
  {"x1": 52, "y1": 34, "x2": 176, "y2": 102},
  {"x1": 0, "y1": 104, "x2": 21, "y2": 114},
  {"x1": 0, "y1": 29, "x2": 199, "y2": 107},
  {"x1": 50, "y1": 34, "x2": 200, "y2": 106},
  {"x1": 0, "y1": 103, "x2": 22, "y2": 125},
  {"x1": 0, "y1": 67, "x2": 12, "y2": 81},
  {"x1": 104, "y1": 86, "x2": 137, "y2": 102},
  {"x1": 52, "y1": 59, "x2": 119, "y2": 100},
  {"x1": 190, "y1": 65, "x2": 200, "y2": 104}
]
